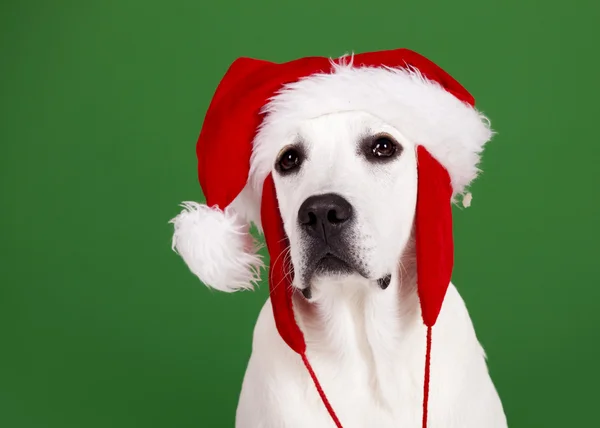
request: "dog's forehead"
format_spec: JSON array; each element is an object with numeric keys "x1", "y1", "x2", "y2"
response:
[
  {"x1": 288, "y1": 111, "x2": 412, "y2": 155},
  {"x1": 298, "y1": 113, "x2": 368, "y2": 155}
]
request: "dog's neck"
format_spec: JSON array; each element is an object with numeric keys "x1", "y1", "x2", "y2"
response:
[{"x1": 293, "y1": 238, "x2": 422, "y2": 360}]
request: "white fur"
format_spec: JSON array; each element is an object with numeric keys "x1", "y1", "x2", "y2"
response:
[
  {"x1": 234, "y1": 111, "x2": 507, "y2": 427},
  {"x1": 170, "y1": 202, "x2": 263, "y2": 292}
]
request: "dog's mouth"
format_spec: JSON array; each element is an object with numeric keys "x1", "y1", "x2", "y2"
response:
[
  {"x1": 302, "y1": 249, "x2": 367, "y2": 286},
  {"x1": 315, "y1": 252, "x2": 353, "y2": 275},
  {"x1": 300, "y1": 251, "x2": 391, "y2": 299}
]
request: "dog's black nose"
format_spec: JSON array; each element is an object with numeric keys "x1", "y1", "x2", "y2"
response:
[{"x1": 298, "y1": 193, "x2": 353, "y2": 242}]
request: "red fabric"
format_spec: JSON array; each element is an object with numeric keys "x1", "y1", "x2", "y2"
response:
[
  {"x1": 260, "y1": 174, "x2": 306, "y2": 354},
  {"x1": 194, "y1": 48, "x2": 472, "y2": 428},
  {"x1": 197, "y1": 56, "x2": 330, "y2": 209},
  {"x1": 415, "y1": 146, "x2": 454, "y2": 327}
]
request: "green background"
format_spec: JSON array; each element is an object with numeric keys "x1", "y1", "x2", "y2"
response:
[{"x1": 1, "y1": 0, "x2": 599, "y2": 427}]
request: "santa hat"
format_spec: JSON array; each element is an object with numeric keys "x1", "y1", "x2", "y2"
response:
[{"x1": 170, "y1": 48, "x2": 492, "y2": 428}]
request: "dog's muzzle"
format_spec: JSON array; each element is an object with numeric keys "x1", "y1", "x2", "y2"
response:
[{"x1": 297, "y1": 193, "x2": 364, "y2": 280}]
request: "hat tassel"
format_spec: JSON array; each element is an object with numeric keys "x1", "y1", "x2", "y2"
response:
[{"x1": 422, "y1": 326, "x2": 433, "y2": 428}]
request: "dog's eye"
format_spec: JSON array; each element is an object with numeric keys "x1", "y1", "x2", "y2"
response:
[
  {"x1": 371, "y1": 137, "x2": 397, "y2": 158},
  {"x1": 276, "y1": 147, "x2": 303, "y2": 173},
  {"x1": 360, "y1": 134, "x2": 402, "y2": 163}
]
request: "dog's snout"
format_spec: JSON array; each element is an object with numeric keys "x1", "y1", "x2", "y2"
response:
[{"x1": 298, "y1": 193, "x2": 353, "y2": 241}]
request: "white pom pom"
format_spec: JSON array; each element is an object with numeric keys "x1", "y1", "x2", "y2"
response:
[{"x1": 170, "y1": 202, "x2": 264, "y2": 292}]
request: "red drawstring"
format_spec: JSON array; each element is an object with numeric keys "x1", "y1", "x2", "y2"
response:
[
  {"x1": 302, "y1": 327, "x2": 432, "y2": 428},
  {"x1": 301, "y1": 352, "x2": 344, "y2": 428},
  {"x1": 422, "y1": 326, "x2": 433, "y2": 428}
]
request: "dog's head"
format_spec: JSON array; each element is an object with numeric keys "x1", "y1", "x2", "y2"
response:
[{"x1": 264, "y1": 111, "x2": 418, "y2": 297}]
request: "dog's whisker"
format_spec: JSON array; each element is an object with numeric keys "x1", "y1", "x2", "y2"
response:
[
  {"x1": 398, "y1": 260, "x2": 407, "y2": 279},
  {"x1": 270, "y1": 272, "x2": 293, "y2": 295},
  {"x1": 268, "y1": 246, "x2": 295, "y2": 296},
  {"x1": 272, "y1": 243, "x2": 290, "y2": 264}
]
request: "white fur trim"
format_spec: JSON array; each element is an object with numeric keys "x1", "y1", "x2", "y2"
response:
[
  {"x1": 250, "y1": 59, "x2": 494, "y2": 198},
  {"x1": 170, "y1": 202, "x2": 264, "y2": 292}
]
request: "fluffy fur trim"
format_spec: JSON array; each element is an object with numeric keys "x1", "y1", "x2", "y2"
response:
[
  {"x1": 170, "y1": 202, "x2": 264, "y2": 292},
  {"x1": 250, "y1": 59, "x2": 493, "y2": 199}
]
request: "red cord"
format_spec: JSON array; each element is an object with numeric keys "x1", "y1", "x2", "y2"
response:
[
  {"x1": 302, "y1": 328, "x2": 432, "y2": 428},
  {"x1": 301, "y1": 352, "x2": 344, "y2": 428},
  {"x1": 422, "y1": 326, "x2": 433, "y2": 428}
]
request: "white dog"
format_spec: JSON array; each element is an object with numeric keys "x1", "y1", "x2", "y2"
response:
[{"x1": 171, "y1": 49, "x2": 508, "y2": 428}]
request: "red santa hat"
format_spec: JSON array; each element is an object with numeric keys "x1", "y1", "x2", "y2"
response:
[{"x1": 170, "y1": 48, "x2": 493, "y2": 428}]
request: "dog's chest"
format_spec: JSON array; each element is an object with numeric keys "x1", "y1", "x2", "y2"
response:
[
  {"x1": 238, "y1": 290, "x2": 506, "y2": 428},
  {"x1": 277, "y1": 300, "x2": 427, "y2": 427},
  {"x1": 302, "y1": 353, "x2": 424, "y2": 428}
]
